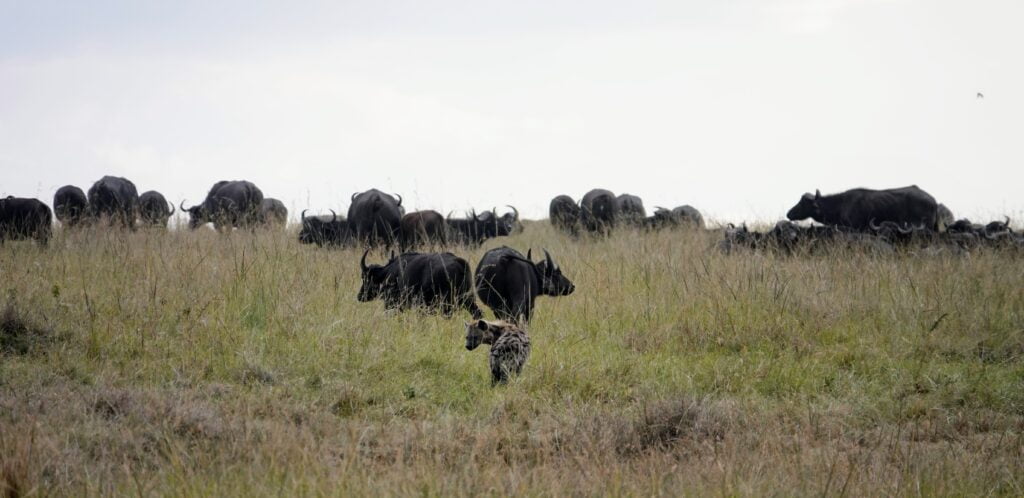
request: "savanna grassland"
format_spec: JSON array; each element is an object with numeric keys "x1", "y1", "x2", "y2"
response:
[{"x1": 1, "y1": 222, "x2": 1022, "y2": 496}]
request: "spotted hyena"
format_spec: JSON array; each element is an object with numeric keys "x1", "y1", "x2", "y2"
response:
[{"x1": 464, "y1": 319, "x2": 531, "y2": 386}]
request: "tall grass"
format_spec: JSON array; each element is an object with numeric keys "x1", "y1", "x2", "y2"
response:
[{"x1": 1, "y1": 222, "x2": 1022, "y2": 496}]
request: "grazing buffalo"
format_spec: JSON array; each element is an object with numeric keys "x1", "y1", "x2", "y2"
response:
[
  {"x1": 580, "y1": 189, "x2": 617, "y2": 234},
  {"x1": 259, "y1": 198, "x2": 288, "y2": 227},
  {"x1": 549, "y1": 195, "x2": 580, "y2": 235},
  {"x1": 446, "y1": 207, "x2": 518, "y2": 246},
  {"x1": 672, "y1": 205, "x2": 705, "y2": 228},
  {"x1": 615, "y1": 194, "x2": 646, "y2": 226},
  {"x1": 447, "y1": 210, "x2": 490, "y2": 246},
  {"x1": 0, "y1": 197, "x2": 52, "y2": 246},
  {"x1": 298, "y1": 210, "x2": 351, "y2": 247},
  {"x1": 400, "y1": 210, "x2": 447, "y2": 250},
  {"x1": 88, "y1": 176, "x2": 139, "y2": 229},
  {"x1": 181, "y1": 180, "x2": 264, "y2": 230},
  {"x1": 53, "y1": 185, "x2": 89, "y2": 228},
  {"x1": 348, "y1": 189, "x2": 403, "y2": 247},
  {"x1": 358, "y1": 250, "x2": 482, "y2": 318},
  {"x1": 937, "y1": 203, "x2": 954, "y2": 230},
  {"x1": 138, "y1": 191, "x2": 175, "y2": 227},
  {"x1": 787, "y1": 185, "x2": 939, "y2": 231},
  {"x1": 474, "y1": 246, "x2": 575, "y2": 324},
  {"x1": 643, "y1": 205, "x2": 704, "y2": 230}
]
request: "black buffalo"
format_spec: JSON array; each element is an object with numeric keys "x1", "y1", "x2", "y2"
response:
[
  {"x1": 259, "y1": 198, "x2": 288, "y2": 227},
  {"x1": 358, "y1": 250, "x2": 482, "y2": 318},
  {"x1": 615, "y1": 194, "x2": 646, "y2": 226},
  {"x1": 787, "y1": 185, "x2": 938, "y2": 231},
  {"x1": 181, "y1": 180, "x2": 264, "y2": 230},
  {"x1": 138, "y1": 190, "x2": 175, "y2": 227},
  {"x1": 400, "y1": 210, "x2": 447, "y2": 250},
  {"x1": 447, "y1": 210, "x2": 491, "y2": 246},
  {"x1": 348, "y1": 189, "x2": 403, "y2": 247},
  {"x1": 549, "y1": 195, "x2": 580, "y2": 235},
  {"x1": 88, "y1": 176, "x2": 139, "y2": 229},
  {"x1": 0, "y1": 197, "x2": 52, "y2": 246},
  {"x1": 672, "y1": 205, "x2": 705, "y2": 228},
  {"x1": 53, "y1": 185, "x2": 89, "y2": 228},
  {"x1": 446, "y1": 207, "x2": 519, "y2": 246},
  {"x1": 643, "y1": 205, "x2": 704, "y2": 230},
  {"x1": 494, "y1": 206, "x2": 522, "y2": 235},
  {"x1": 298, "y1": 210, "x2": 352, "y2": 247},
  {"x1": 474, "y1": 246, "x2": 575, "y2": 324},
  {"x1": 937, "y1": 203, "x2": 954, "y2": 230},
  {"x1": 580, "y1": 188, "x2": 617, "y2": 234}
]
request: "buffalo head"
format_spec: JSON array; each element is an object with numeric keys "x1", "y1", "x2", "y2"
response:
[
  {"x1": 357, "y1": 250, "x2": 392, "y2": 302},
  {"x1": 180, "y1": 200, "x2": 209, "y2": 229},
  {"x1": 529, "y1": 248, "x2": 575, "y2": 296},
  {"x1": 786, "y1": 190, "x2": 821, "y2": 222}
]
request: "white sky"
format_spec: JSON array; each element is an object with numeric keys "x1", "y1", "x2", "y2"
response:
[{"x1": 1, "y1": 0, "x2": 1021, "y2": 223}]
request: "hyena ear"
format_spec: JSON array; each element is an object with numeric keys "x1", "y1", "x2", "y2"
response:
[{"x1": 476, "y1": 320, "x2": 488, "y2": 330}]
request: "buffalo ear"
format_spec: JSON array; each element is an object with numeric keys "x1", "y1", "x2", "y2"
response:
[{"x1": 476, "y1": 320, "x2": 488, "y2": 330}]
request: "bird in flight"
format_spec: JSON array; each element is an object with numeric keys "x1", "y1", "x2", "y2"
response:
[{"x1": 977, "y1": 92, "x2": 984, "y2": 99}]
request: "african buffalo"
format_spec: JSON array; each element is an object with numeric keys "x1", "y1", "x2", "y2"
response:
[
  {"x1": 643, "y1": 205, "x2": 704, "y2": 230},
  {"x1": 138, "y1": 191, "x2": 175, "y2": 227},
  {"x1": 549, "y1": 195, "x2": 580, "y2": 235},
  {"x1": 0, "y1": 197, "x2": 52, "y2": 246},
  {"x1": 348, "y1": 189, "x2": 403, "y2": 247},
  {"x1": 672, "y1": 205, "x2": 705, "y2": 228},
  {"x1": 615, "y1": 194, "x2": 646, "y2": 226},
  {"x1": 937, "y1": 203, "x2": 954, "y2": 230},
  {"x1": 181, "y1": 180, "x2": 264, "y2": 230},
  {"x1": 88, "y1": 176, "x2": 139, "y2": 229},
  {"x1": 259, "y1": 198, "x2": 288, "y2": 227},
  {"x1": 400, "y1": 210, "x2": 447, "y2": 250},
  {"x1": 787, "y1": 185, "x2": 938, "y2": 231},
  {"x1": 446, "y1": 207, "x2": 518, "y2": 246},
  {"x1": 53, "y1": 185, "x2": 89, "y2": 228},
  {"x1": 358, "y1": 250, "x2": 482, "y2": 318},
  {"x1": 580, "y1": 189, "x2": 617, "y2": 234},
  {"x1": 474, "y1": 246, "x2": 575, "y2": 324},
  {"x1": 298, "y1": 209, "x2": 351, "y2": 247}
]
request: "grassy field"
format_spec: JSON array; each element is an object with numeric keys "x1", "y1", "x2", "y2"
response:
[{"x1": 1, "y1": 222, "x2": 1022, "y2": 496}]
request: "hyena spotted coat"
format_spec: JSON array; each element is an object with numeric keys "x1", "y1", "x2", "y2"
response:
[{"x1": 464, "y1": 319, "x2": 531, "y2": 386}]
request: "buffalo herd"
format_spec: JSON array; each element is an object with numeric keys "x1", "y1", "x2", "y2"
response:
[
  {"x1": 551, "y1": 188, "x2": 705, "y2": 236},
  {"x1": 1, "y1": 180, "x2": 1019, "y2": 254},
  {"x1": 3, "y1": 179, "x2": 1021, "y2": 384},
  {"x1": 720, "y1": 185, "x2": 1022, "y2": 254}
]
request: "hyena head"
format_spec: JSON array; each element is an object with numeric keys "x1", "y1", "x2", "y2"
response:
[{"x1": 465, "y1": 319, "x2": 515, "y2": 351}]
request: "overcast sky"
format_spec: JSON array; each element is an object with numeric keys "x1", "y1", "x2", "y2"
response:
[{"x1": 1, "y1": 0, "x2": 1020, "y2": 223}]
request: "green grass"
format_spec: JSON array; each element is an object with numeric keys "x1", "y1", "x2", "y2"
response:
[{"x1": 1, "y1": 222, "x2": 1022, "y2": 496}]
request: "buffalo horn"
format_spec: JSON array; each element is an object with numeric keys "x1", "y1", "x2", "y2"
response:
[
  {"x1": 301, "y1": 209, "x2": 309, "y2": 221},
  {"x1": 360, "y1": 249, "x2": 369, "y2": 273},
  {"x1": 329, "y1": 209, "x2": 337, "y2": 223},
  {"x1": 543, "y1": 249, "x2": 556, "y2": 270},
  {"x1": 393, "y1": 193, "x2": 402, "y2": 206}
]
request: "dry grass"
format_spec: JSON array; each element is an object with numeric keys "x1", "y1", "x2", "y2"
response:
[{"x1": 0, "y1": 222, "x2": 1022, "y2": 496}]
